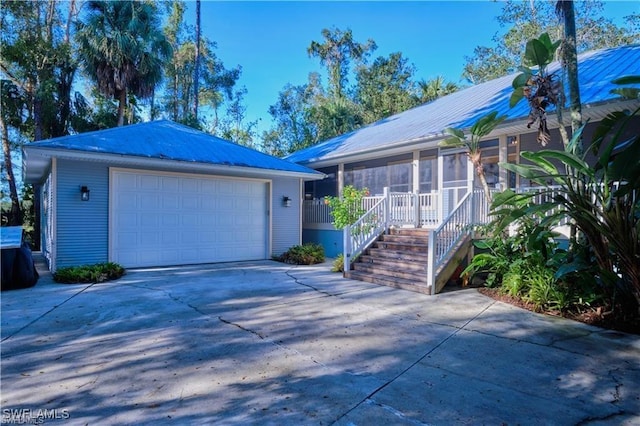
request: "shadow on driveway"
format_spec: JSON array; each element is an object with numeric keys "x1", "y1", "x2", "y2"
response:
[{"x1": 2, "y1": 261, "x2": 639, "y2": 424}]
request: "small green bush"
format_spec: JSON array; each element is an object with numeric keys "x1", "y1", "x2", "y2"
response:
[
  {"x1": 54, "y1": 262, "x2": 125, "y2": 284},
  {"x1": 275, "y1": 243, "x2": 325, "y2": 265},
  {"x1": 332, "y1": 254, "x2": 345, "y2": 272}
]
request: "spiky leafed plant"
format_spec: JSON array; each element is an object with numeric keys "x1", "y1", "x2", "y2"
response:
[
  {"x1": 442, "y1": 111, "x2": 507, "y2": 204},
  {"x1": 76, "y1": 1, "x2": 171, "y2": 126},
  {"x1": 497, "y1": 78, "x2": 640, "y2": 314},
  {"x1": 510, "y1": 33, "x2": 562, "y2": 146}
]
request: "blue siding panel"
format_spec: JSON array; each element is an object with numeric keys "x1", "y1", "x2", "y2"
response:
[
  {"x1": 56, "y1": 159, "x2": 109, "y2": 268},
  {"x1": 303, "y1": 229, "x2": 343, "y2": 258}
]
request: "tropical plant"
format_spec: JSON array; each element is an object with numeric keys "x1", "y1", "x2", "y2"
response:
[
  {"x1": 332, "y1": 254, "x2": 345, "y2": 273},
  {"x1": 498, "y1": 80, "x2": 640, "y2": 314},
  {"x1": 76, "y1": 0, "x2": 171, "y2": 126},
  {"x1": 441, "y1": 111, "x2": 507, "y2": 204},
  {"x1": 462, "y1": 232, "x2": 515, "y2": 288},
  {"x1": 509, "y1": 33, "x2": 562, "y2": 146}
]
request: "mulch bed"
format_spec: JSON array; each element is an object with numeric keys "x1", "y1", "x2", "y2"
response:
[{"x1": 477, "y1": 287, "x2": 640, "y2": 336}]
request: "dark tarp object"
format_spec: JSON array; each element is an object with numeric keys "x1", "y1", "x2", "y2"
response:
[{"x1": 1, "y1": 242, "x2": 39, "y2": 291}]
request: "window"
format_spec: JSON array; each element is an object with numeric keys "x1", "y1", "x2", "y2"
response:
[
  {"x1": 442, "y1": 152, "x2": 467, "y2": 188},
  {"x1": 344, "y1": 158, "x2": 412, "y2": 195},
  {"x1": 419, "y1": 157, "x2": 437, "y2": 192},
  {"x1": 388, "y1": 162, "x2": 411, "y2": 193}
]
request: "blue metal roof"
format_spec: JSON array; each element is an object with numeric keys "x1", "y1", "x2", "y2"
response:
[
  {"x1": 27, "y1": 120, "x2": 322, "y2": 177},
  {"x1": 286, "y1": 45, "x2": 640, "y2": 165}
]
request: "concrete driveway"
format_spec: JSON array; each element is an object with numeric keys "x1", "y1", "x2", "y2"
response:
[{"x1": 1, "y1": 261, "x2": 639, "y2": 425}]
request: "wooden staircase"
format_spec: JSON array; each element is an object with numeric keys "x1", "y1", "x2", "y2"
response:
[{"x1": 345, "y1": 228, "x2": 433, "y2": 294}]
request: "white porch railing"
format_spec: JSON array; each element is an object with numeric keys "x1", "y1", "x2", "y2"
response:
[
  {"x1": 303, "y1": 199, "x2": 332, "y2": 225},
  {"x1": 343, "y1": 190, "x2": 389, "y2": 273},
  {"x1": 303, "y1": 187, "x2": 468, "y2": 230}
]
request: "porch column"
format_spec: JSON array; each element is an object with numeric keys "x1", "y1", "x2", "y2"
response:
[
  {"x1": 338, "y1": 163, "x2": 344, "y2": 197},
  {"x1": 437, "y1": 151, "x2": 444, "y2": 223},
  {"x1": 467, "y1": 153, "x2": 474, "y2": 192},
  {"x1": 499, "y1": 134, "x2": 508, "y2": 190},
  {"x1": 412, "y1": 150, "x2": 420, "y2": 193}
]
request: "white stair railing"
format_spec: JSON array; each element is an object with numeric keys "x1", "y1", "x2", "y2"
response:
[
  {"x1": 343, "y1": 188, "x2": 390, "y2": 272},
  {"x1": 427, "y1": 190, "x2": 490, "y2": 294}
]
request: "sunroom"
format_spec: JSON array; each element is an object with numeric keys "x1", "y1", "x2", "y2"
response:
[{"x1": 287, "y1": 45, "x2": 640, "y2": 294}]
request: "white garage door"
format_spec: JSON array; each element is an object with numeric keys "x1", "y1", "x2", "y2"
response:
[{"x1": 111, "y1": 169, "x2": 268, "y2": 268}]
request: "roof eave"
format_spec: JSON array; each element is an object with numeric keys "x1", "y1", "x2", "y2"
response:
[
  {"x1": 23, "y1": 147, "x2": 325, "y2": 183},
  {"x1": 298, "y1": 98, "x2": 640, "y2": 167}
]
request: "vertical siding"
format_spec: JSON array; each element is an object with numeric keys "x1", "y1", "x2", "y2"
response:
[
  {"x1": 271, "y1": 177, "x2": 302, "y2": 256},
  {"x1": 55, "y1": 159, "x2": 109, "y2": 268}
]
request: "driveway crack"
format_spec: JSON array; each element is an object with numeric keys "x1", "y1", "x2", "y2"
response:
[
  {"x1": 285, "y1": 269, "x2": 333, "y2": 296},
  {"x1": 1, "y1": 283, "x2": 97, "y2": 342},
  {"x1": 217, "y1": 316, "x2": 330, "y2": 369},
  {"x1": 330, "y1": 299, "x2": 497, "y2": 425}
]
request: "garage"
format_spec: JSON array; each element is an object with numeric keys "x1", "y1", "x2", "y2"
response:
[
  {"x1": 110, "y1": 169, "x2": 268, "y2": 268},
  {"x1": 23, "y1": 120, "x2": 323, "y2": 272}
]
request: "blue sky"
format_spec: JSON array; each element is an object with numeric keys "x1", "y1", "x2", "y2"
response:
[{"x1": 188, "y1": 1, "x2": 639, "y2": 136}]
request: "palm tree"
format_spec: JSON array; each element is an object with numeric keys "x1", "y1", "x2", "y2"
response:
[
  {"x1": 76, "y1": 1, "x2": 171, "y2": 126},
  {"x1": 441, "y1": 111, "x2": 507, "y2": 204},
  {"x1": 418, "y1": 76, "x2": 460, "y2": 103}
]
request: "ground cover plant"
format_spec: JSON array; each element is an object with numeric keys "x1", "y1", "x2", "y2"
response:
[{"x1": 53, "y1": 262, "x2": 125, "y2": 284}]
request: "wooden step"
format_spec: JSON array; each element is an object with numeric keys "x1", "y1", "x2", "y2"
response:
[
  {"x1": 364, "y1": 249, "x2": 428, "y2": 263},
  {"x1": 358, "y1": 254, "x2": 426, "y2": 272},
  {"x1": 352, "y1": 262, "x2": 427, "y2": 282},
  {"x1": 380, "y1": 234, "x2": 429, "y2": 245},
  {"x1": 345, "y1": 271, "x2": 432, "y2": 295},
  {"x1": 373, "y1": 240, "x2": 428, "y2": 252},
  {"x1": 389, "y1": 228, "x2": 431, "y2": 237}
]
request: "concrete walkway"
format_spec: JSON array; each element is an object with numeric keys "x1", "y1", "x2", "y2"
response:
[{"x1": 1, "y1": 261, "x2": 639, "y2": 425}]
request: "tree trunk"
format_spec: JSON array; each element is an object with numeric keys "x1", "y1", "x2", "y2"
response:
[
  {"x1": 193, "y1": 0, "x2": 201, "y2": 121},
  {"x1": 475, "y1": 162, "x2": 492, "y2": 205},
  {"x1": 558, "y1": 0, "x2": 582, "y2": 151},
  {"x1": 117, "y1": 90, "x2": 126, "y2": 126},
  {"x1": 1, "y1": 115, "x2": 22, "y2": 226},
  {"x1": 469, "y1": 152, "x2": 492, "y2": 204}
]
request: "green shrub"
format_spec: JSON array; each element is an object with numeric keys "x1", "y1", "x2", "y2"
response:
[
  {"x1": 502, "y1": 259, "x2": 528, "y2": 298},
  {"x1": 324, "y1": 186, "x2": 369, "y2": 230},
  {"x1": 54, "y1": 262, "x2": 125, "y2": 284},
  {"x1": 332, "y1": 254, "x2": 345, "y2": 272},
  {"x1": 275, "y1": 243, "x2": 325, "y2": 265}
]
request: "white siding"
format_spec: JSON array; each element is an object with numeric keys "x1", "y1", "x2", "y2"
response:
[{"x1": 271, "y1": 177, "x2": 302, "y2": 255}]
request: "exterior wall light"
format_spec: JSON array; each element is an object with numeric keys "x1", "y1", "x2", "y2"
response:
[
  {"x1": 80, "y1": 186, "x2": 90, "y2": 201},
  {"x1": 282, "y1": 196, "x2": 292, "y2": 207}
]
